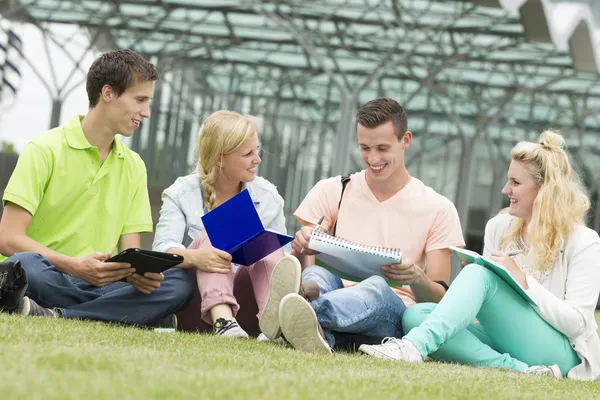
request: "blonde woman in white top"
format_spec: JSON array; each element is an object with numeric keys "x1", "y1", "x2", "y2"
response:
[{"x1": 359, "y1": 130, "x2": 600, "y2": 380}]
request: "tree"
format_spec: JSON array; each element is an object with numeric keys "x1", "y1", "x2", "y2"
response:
[{"x1": 0, "y1": 140, "x2": 17, "y2": 154}]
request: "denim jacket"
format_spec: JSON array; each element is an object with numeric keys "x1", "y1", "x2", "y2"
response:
[{"x1": 152, "y1": 173, "x2": 287, "y2": 253}]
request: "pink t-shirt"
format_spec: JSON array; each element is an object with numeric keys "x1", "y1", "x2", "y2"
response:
[{"x1": 294, "y1": 170, "x2": 465, "y2": 306}]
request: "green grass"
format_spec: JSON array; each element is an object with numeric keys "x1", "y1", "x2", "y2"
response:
[{"x1": 1, "y1": 313, "x2": 599, "y2": 400}]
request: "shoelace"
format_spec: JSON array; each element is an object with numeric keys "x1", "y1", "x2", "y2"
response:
[
  {"x1": 214, "y1": 318, "x2": 239, "y2": 335},
  {"x1": 380, "y1": 337, "x2": 405, "y2": 348}
]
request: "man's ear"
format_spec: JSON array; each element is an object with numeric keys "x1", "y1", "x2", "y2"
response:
[
  {"x1": 100, "y1": 84, "x2": 114, "y2": 104},
  {"x1": 402, "y1": 131, "x2": 413, "y2": 149}
]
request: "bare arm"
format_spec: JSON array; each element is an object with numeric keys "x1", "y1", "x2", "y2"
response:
[
  {"x1": 119, "y1": 233, "x2": 141, "y2": 252},
  {"x1": 0, "y1": 202, "x2": 77, "y2": 274},
  {"x1": 410, "y1": 248, "x2": 452, "y2": 303}
]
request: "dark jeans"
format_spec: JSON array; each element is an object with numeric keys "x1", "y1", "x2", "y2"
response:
[{"x1": 6, "y1": 252, "x2": 193, "y2": 325}]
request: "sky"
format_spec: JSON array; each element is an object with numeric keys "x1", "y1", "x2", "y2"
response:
[{"x1": 0, "y1": 23, "x2": 99, "y2": 151}]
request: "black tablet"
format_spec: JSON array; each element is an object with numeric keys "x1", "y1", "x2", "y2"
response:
[{"x1": 106, "y1": 248, "x2": 183, "y2": 276}]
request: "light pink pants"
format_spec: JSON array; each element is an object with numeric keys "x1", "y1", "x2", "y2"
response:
[{"x1": 189, "y1": 232, "x2": 284, "y2": 325}]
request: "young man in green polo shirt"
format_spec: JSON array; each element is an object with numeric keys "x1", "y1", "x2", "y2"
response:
[{"x1": 0, "y1": 50, "x2": 192, "y2": 326}]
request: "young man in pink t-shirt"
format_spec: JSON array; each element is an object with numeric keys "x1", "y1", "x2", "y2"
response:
[{"x1": 258, "y1": 98, "x2": 465, "y2": 353}]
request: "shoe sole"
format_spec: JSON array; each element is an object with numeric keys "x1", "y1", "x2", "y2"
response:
[
  {"x1": 278, "y1": 293, "x2": 331, "y2": 354},
  {"x1": 259, "y1": 255, "x2": 302, "y2": 340}
]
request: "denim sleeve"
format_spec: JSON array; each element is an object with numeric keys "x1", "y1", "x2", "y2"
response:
[{"x1": 152, "y1": 191, "x2": 187, "y2": 253}]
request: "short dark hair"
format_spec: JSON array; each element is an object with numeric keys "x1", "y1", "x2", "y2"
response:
[
  {"x1": 356, "y1": 97, "x2": 408, "y2": 139},
  {"x1": 86, "y1": 49, "x2": 159, "y2": 108}
]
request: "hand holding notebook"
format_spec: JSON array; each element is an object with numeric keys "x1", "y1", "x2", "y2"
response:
[
  {"x1": 450, "y1": 246, "x2": 536, "y2": 305},
  {"x1": 106, "y1": 248, "x2": 184, "y2": 280},
  {"x1": 201, "y1": 189, "x2": 293, "y2": 266},
  {"x1": 308, "y1": 226, "x2": 403, "y2": 287}
]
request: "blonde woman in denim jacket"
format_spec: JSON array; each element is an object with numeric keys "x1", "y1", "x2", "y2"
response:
[{"x1": 153, "y1": 110, "x2": 293, "y2": 339}]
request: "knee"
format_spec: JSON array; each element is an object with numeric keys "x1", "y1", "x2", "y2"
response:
[
  {"x1": 7, "y1": 252, "x2": 46, "y2": 269},
  {"x1": 402, "y1": 303, "x2": 436, "y2": 334},
  {"x1": 461, "y1": 263, "x2": 495, "y2": 282},
  {"x1": 360, "y1": 275, "x2": 397, "y2": 300},
  {"x1": 301, "y1": 265, "x2": 327, "y2": 278},
  {"x1": 302, "y1": 265, "x2": 341, "y2": 285},
  {"x1": 362, "y1": 275, "x2": 389, "y2": 290},
  {"x1": 7, "y1": 252, "x2": 49, "y2": 283}
]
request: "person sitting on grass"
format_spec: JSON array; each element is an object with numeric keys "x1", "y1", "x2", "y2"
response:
[
  {"x1": 360, "y1": 130, "x2": 600, "y2": 380},
  {"x1": 0, "y1": 50, "x2": 192, "y2": 327},
  {"x1": 152, "y1": 110, "x2": 318, "y2": 339},
  {"x1": 259, "y1": 97, "x2": 465, "y2": 351}
]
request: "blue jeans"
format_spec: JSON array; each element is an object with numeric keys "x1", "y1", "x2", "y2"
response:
[
  {"x1": 302, "y1": 265, "x2": 406, "y2": 349},
  {"x1": 7, "y1": 252, "x2": 193, "y2": 325}
]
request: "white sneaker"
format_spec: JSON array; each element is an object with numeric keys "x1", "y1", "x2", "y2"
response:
[
  {"x1": 358, "y1": 337, "x2": 423, "y2": 362},
  {"x1": 256, "y1": 332, "x2": 289, "y2": 346},
  {"x1": 259, "y1": 255, "x2": 302, "y2": 340},
  {"x1": 213, "y1": 317, "x2": 249, "y2": 338},
  {"x1": 278, "y1": 293, "x2": 332, "y2": 354},
  {"x1": 524, "y1": 364, "x2": 562, "y2": 378}
]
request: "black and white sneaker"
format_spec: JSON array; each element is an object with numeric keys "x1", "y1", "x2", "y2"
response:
[
  {"x1": 213, "y1": 317, "x2": 249, "y2": 338},
  {"x1": 19, "y1": 296, "x2": 58, "y2": 318},
  {"x1": 149, "y1": 314, "x2": 178, "y2": 329}
]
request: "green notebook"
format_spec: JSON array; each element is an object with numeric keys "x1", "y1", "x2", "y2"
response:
[{"x1": 450, "y1": 247, "x2": 537, "y2": 306}]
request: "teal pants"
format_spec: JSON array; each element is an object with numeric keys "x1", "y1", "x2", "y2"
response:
[{"x1": 403, "y1": 264, "x2": 580, "y2": 375}]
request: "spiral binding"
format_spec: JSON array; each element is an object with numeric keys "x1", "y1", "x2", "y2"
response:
[{"x1": 312, "y1": 226, "x2": 402, "y2": 258}]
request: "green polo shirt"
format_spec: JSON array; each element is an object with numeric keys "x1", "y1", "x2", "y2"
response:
[{"x1": 1, "y1": 115, "x2": 152, "y2": 260}]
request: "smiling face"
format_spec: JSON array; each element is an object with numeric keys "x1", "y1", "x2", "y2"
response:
[
  {"x1": 502, "y1": 160, "x2": 540, "y2": 222},
  {"x1": 357, "y1": 120, "x2": 411, "y2": 183},
  {"x1": 103, "y1": 79, "x2": 154, "y2": 137},
  {"x1": 218, "y1": 131, "x2": 261, "y2": 184}
]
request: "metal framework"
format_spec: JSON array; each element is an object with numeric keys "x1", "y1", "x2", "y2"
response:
[
  {"x1": 0, "y1": 18, "x2": 22, "y2": 112},
  {"x1": 3, "y1": 0, "x2": 600, "y2": 257}
]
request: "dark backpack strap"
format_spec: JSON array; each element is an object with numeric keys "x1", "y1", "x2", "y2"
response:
[{"x1": 332, "y1": 174, "x2": 351, "y2": 237}]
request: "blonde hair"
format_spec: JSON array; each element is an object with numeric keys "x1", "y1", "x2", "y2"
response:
[
  {"x1": 196, "y1": 110, "x2": 258, "y2": 212},
  {"x1": 499, "y1": 130, "x2": 590, "y2": 270}
]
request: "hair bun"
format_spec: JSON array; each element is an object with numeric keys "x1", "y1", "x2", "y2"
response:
[{"x1": 539, "y1": 130, "x2": 566, "y2": 150}]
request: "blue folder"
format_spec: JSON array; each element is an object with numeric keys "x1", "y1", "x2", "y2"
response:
[{"x1": 201, "y1": 189, "x2": 293, "y2": 266}]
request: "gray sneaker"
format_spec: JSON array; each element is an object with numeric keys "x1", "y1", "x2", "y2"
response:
[
  {"x1": 19, "y1": 296, "x2": 58, "y2": 318},
  {"x1": 524, "y1": 364, "x2": 562, "y2": 378},
  {"x1": 214, "y1": 317, "x2": 249, "y2": 338},
  {"x1": 149, "y1": 314, "x2": 178, "y2": 329}
]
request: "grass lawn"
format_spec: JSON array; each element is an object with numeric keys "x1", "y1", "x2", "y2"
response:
[{"x1": 1, "y1": 312, "x2": 599, "y2": 400}]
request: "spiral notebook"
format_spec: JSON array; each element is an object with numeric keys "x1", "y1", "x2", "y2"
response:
[{"x1": 308, "y1": 227, "x2": 403, "y2": 287}]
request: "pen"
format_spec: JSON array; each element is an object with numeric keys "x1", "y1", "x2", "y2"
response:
[
  {"x1": 506, "y1": 250, "x2": 522, "y2": 257},
  {"x1": 300, "y1": 216, "x2": 324, "y2": 254},
  {"x1": 315, "y1": 216, "x2": 325, "y2": 231}
]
